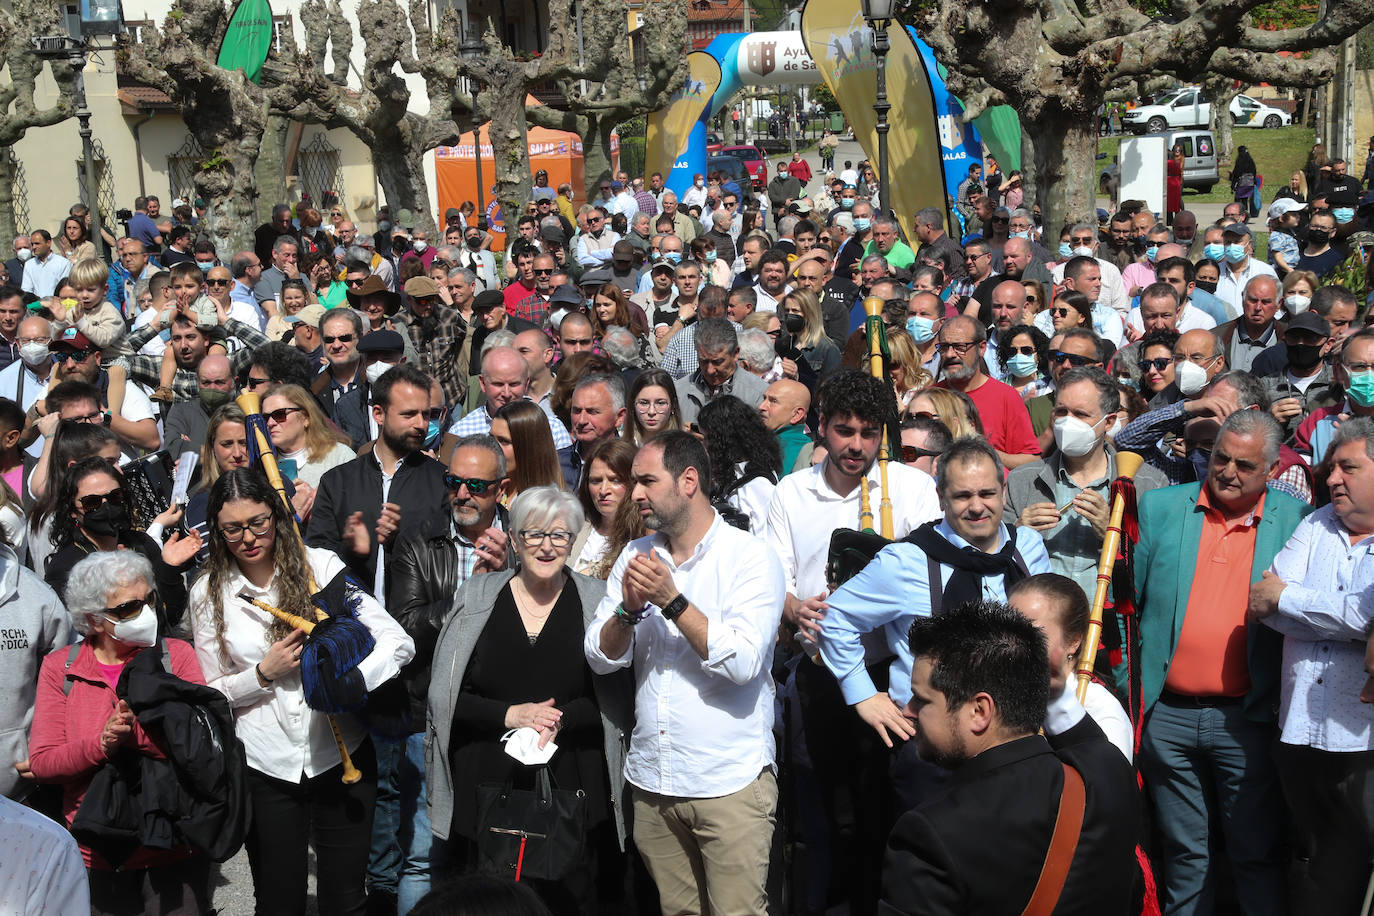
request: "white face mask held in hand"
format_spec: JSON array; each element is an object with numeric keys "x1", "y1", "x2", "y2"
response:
[{"x1": 501, "y1": 727, "x2": 558, "y2": 765}]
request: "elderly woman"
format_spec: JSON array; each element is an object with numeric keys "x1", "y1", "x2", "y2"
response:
[
  {"x1": 428, "y1": 485, "x2": 632, "y2": 914},
  {"x1": 28, "y1": 550, "x2": 210, "y2": 915},
  {"x1": 189, "y1": 468, "x2": 414, "y2": 916}
]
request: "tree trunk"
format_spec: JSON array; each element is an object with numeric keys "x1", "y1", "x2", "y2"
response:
[
  {"x1": 0, "y1": 152, "x2": 17, "y2": 249},
  {"x1": 582, "y1": 113, "x2": 617, "y2": 191},
  {"x1": 1206, "y1": 81, "x2": 1241, "y2": 163},
  {"x1": 190, "y1": 110, "x2": 265, "y2": 256},
  {"x1": 372, "y1": 118, "x2": 438, "y2": 237},
  {"x1": 486, "y1": 85, "x2": 533, "y2": 241},
  {"x1": 1028, "y1": 111, "x2": 1100, "y2": 236},
  {"x1": 256, "y1": 115, "x2": 290, "y2": 224}
]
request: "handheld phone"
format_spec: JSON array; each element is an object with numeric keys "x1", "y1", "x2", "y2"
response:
[{"x1": 277, "y1": 458, "x2": 299, "y2": 481}]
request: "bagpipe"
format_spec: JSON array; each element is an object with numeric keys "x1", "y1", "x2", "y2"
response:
[
  {"x1": 235, "y1": 391, "x2": 370, "y2": 784},
  {"x1": 826, "y1": 296, "x2": 901, "y2": 591}
]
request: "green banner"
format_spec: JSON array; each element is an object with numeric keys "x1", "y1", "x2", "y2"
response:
[{"x1": 217, "y1": 0, "x2": 275, "y2": 85}]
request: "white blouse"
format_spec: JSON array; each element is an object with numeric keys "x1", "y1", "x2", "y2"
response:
[{"x1": 189, "y1": 546, "x2": 414, "y2": 780}]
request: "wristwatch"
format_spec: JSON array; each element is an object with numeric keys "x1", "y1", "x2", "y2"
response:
[{"x1": 661, "y1": 593, "x2": 689, "y2": 623}]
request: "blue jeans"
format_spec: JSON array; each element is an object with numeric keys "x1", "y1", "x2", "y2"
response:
[
  {"x1": 1139, "y1": 698, "x2": 1288, "y2": 916},
  {"x1": 396, "y1": 732, "x2": 434, "y2": 915},
  {"x1": 368, "y1": 737, "x2": 403, "y2": 897}
]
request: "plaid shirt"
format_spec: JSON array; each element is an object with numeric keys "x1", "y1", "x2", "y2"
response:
[
  {"x1": 395, "y1": 305, "x2": 469, "y2": 407},
  {"x1": 509, "y1": 290, "x2": 551, "y2": 326},
  {"x1": 125, "y1": 318, "x2": 270, "y2": 400},
  {"x1": 452, "y1": 509, "x2": 508, "y2": 583}
]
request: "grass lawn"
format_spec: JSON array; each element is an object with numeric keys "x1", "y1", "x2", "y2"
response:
[{"x1": 1098, "y1": 125, "x2": 1315, "y2": 204}]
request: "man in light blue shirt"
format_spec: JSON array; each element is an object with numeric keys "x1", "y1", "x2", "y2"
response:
[
  {"x1": 1251, "y1": 415, "x2": 1374, "y2": 912},
  {"x1": 820, "y1": 437, "x2": 1051, "y2": 744},
  {"x1": 19, "y1": 231, "x2": 70, "y2": 299}
]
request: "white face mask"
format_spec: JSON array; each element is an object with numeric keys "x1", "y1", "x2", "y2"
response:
[
  {"x1": 1072, "y1": 245, "x2": 1095, "y2": 259},
  {"x1": 412, "y1": 240, "x2": 428, "y2": 253},
  {"x1": 1052, "y1": 414, "x2": 1106, "y2": 459},
  {"x1": 1175, "y1": 358, "x2": 1210, "y2": 397},
  {"x1": 501, "y1": 727, "x2": 558, "y2": 765},
  {"x1": 105, "y1": 604, "x2": 159, "y2": 648},
  {"x1": 1107, "y1": 417, "x2": 1124, "y2": 440},
  {"x1": 16, "y1": 248, "x2": 32, "y2": 262},
  {"x1": 19, "y1": 342, "x2": 49, "y2": 368},
  {"x1": 1285, "y1": 294, "x2": 1311, "y2": 314},
  {"x1": 365, "y1": 360, "x2": 396, "y2": 385}
]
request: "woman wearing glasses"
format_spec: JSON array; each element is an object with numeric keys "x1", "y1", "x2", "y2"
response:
[
  {"x1": 996, "y1": 323, "x2": 1052, "y2": 400},
  {"x1": 1136, "y1": 330, "x2": 1179, "y2": 399},
  {"x1": 625, "y1": 369, "x2": 682, "y2": 445},
  {"x1": 28, "y1": 550, "x2": 211, "y2": 915},
  {"x1": 189, "y1": 468, "x2": 414, "y2": 916},
  {"x1": 259, "y1": 383, "x2": 355, "y2": 492},
  {"x1": 428, "y1": 485, "x2": 632, "y2": 914},
  {"x1": 44, "y1": 457, "x2": 199, "y2": 631}
]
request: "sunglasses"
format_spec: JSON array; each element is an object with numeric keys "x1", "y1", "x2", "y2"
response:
[
  {"x1": 78, "y1": 487, "x2": 124, "y2": 513},
  {"x1": 1051, "y1": 350, "x2": 1098, "y2": 367},
  {"x1": 322, "y1": 334, "x2": 355, "y2": 345},
  {"x1": 246, "y1": 376, "x2": 271, "y2": 391},
  {"x1": 1051, "y1": 307, "x2": 1074, "y2": 318},
  {"x1": 1007, "y1": 345, "x2": 1036, "y2": 357},
  {"x1": 1139, "y1": 357, "x2": 1172, "y2": 372},
  {"x1": 443, "y1": 473, "x2": 500, "y2": 494},
  {"x1": 264, "y1": 406, "x2": 303, "y2": 424},
  {"x1": 532, "y1": 268, "x2": 554, "y2": 276},
  {"x1": 427, "y1": 406, "x2": 447, "y2": 421},
  {"x1": 51, "y1": 349, "x2": 96, "y2": 364},
  {"x1": 901, "y1": 445, "x2": 942, "y2": 462},
  {"x1": 102, "y1": 590, "x2": 158, "y2": 621},
  {"x1": 587, "y1": 216, "x2": 604, "y2": 224},
  {"x1": 207, "y1": 278, "x2": 231, "y2": 286}
]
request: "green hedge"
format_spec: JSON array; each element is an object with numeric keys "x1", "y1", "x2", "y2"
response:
[{"x1": 620, "y1": 137, "x2": 646, "y2": 180}]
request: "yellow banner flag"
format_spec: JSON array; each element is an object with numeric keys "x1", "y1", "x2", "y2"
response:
[
  {"x1": 645, "y1": 53, "x2": 722, "y2": 185},
  {"x1": 800, "y1": 3, "x2": 949, "y2": 244}
]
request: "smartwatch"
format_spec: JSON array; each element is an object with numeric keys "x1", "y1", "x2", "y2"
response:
[{"x1": 661, "y1": 593, "x2": 689, "y2": 623}]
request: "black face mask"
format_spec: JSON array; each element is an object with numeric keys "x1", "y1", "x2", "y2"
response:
[
  {"x1": 1194, "y1": 279, "x2": 1218, "y2": 295},
  {"x1": 82, "y1": 502, "x2": 129, "y2": 539},
  {"x1": 1306, "y1": 229, "x2": 1330, "y2": 246},
  {"x1": 466, "y1": 237, "x2": 482, "y2": 250},
  {"x1": 783, "y1": 313, "x2": 806, "y2": 334},
  {"x1": 1287, "y1": 343, "x2": 1323, "y2": 371}
]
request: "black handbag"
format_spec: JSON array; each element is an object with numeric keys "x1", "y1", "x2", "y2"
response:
[{"x1": 474, "y1": 768, "x2": 586, "y2": 882}]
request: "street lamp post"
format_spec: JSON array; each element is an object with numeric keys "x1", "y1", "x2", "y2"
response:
[
  {"x1": 461, "y1": 38, "x2": 487, "y2": 217},
  {"x1": 33, "y1": 35, "x2": 103, "y2": 254},
  {"x1": 861, "y1": 0, "x2": 894, "y2": 218}
]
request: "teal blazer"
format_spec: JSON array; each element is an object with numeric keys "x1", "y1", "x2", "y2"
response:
[{"x1": 1133, "y1": 482, "x2": 1311, "y2": 723}]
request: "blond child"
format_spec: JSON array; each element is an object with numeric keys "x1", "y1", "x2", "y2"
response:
[
  {"x1": 62, "y1": 257, "x2": 135, "y2": 420},
  {"x1": 153, "y1": 262, "x2": 226, "y2": 401}
]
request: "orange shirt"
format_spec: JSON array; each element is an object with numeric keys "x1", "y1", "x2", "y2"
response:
[{"x1": 1164, "y1": 488, "x2": 1265, "y2": 698}]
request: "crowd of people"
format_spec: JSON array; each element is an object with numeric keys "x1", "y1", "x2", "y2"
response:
[{"x1": 0, "y1": 145, "x2": 1372, "y2": 916}]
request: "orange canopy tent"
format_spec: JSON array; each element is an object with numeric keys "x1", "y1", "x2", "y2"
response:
[{"x1": 435, "y1": 110, "x2": 617, "y2": 253}]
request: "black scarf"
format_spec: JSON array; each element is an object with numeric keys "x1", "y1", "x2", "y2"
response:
[{"x1": 906, "y1": 521, "x2": 1027, "y2": 614}]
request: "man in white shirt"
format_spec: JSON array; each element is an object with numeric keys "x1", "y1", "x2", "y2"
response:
[
  {"x1": 1251, "y1": 415, "x2": 1374, "y2": 913},
  {"x1": 1051, "y1": 223, "x2": 1129, "y2": 318},
  {"x1": 765, "y1": 368, "x2": 941, "y2": 912},
  {"x1": 586, "y1": 432, "x2": 785, "y2": 916},
  {"x1": 753, "y1": 249, "x2": 790, "y2": 313},
  {"x1": 1214, "y1": 223, "x2": 1276, "y2": 317},
  {"x1": 1, "y1": 315, "x2": 54, "y2": 459},
  {"x1": 1126, "y1": 281, "x2": 1217, "y2": 337},
  {"x1": 43, "y1": 328, "x2": 160, "y2": 459},
  {"x1": 682, "y1": 173, "x2": 708, "y2": 211}
]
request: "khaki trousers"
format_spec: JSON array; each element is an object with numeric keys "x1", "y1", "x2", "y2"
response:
[{"x1": 632, "y1": 769, "x2": 778, "y2": 916}]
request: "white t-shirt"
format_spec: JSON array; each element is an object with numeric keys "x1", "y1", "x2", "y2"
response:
[
  {"x1": 40, "y1": 375, "x2": 156, "y2": 465},
  {"x1": 573, "y1": 527, "x2": 611, "y2": 576},
  {"x1": 0, "y1": 361, "x2": 46, "y2": 458},
  {"x1": 131, "y1": 308, "x2": 168, "y2": 356}
]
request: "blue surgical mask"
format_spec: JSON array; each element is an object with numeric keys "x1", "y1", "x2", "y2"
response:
[
  {"x1": 1203, "y1": 242, "x2": 1225, "y2": 261},
  {"x1": 854, "y1": 217, "x2": 871, "y2": 232},
  {"x1": 425, "y1": 419, "x2": 443, "y2": 449},
  {"x1": 704, "y1": 250, "x2": 717, "y2": 263},
  {"x1": 1334, "y1": 207, "x2": 1355, "y2": 224},
  {"x1": 1188, "y1": 448, "x2": 1211, "y2": 483},
  {"x1": 1349, "y1": 370, "x2": 1374, "y2": 408},
  {"x1": 1058, "y1": 242, "x2": 1073, "y2": 259},
  {"x1": 196, "y1": 260, "x2": 216, "y2": 272},
  {"x1": 1011, "y1": 231, "x2": 1030, "y2": 240},
  {"x1": 662, "y1": 251, "x2": 681, "y2": 264},
  {"x1": 1005, "y1": 352, "x2": 1038, "y2": 378},
  {"x1": 1224, "y1": 243, "x2": 1247, "y2": 264},
  {"x1": 905, "y1": 315, "x2": 936, "y2": 342},
  {"x1": 1145, "y1": 245, "x2": 1159, "y2": 263},
  {"x1": 840, "y1": 198, "x2": 855, "y2": 209}
]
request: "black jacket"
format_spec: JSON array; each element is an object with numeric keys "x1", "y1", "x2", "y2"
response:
[
  {"x1": 385, "y1": 506, "x2": 510, "y2": 729},
  {"x1": 334, "y1": 383, "x2": 372, "y2": 449},
  {"x1": 879, "y1": 715, "x2": 1138, "y2": 915},
  {"x1": 70, "y1": 643, "x2": 249, "y2": 866},
  {"x1": 306, "y1": 449, "x2": 451, "y2": 593}
]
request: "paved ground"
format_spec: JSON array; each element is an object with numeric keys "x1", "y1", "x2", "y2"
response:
[{"x1": 210, "y1": 848, "x2": 318, "y2": 916}]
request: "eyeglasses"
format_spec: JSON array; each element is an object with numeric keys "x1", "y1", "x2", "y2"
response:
[
  {"x1": 246, "y1": 376, "x2": 270, "y2": 391},
  {"x1": 322, "y1": 334, "x2": 355, "y2": 345},
  {"x1": 1069, "y1": 237, "x2": 1095, "y2": 245},
  {"x1": 219, "y1": 513, "x2": 273, "y2": 542},
  {"x1": 1051, "y1": 350, "x2": 1098, "y2": 367},
  {"x1": 636, "y1": 398, "x2": 671, "y2": 413},
  {"x1": 1007, "y1": 345, "x2": 1036, "y2": 357},
  {"x1": 938, "y1": 341, "x2": 977, "y2": 353},
  {"x1": 965, "y1": 252, "x2": 989, "y2": 262},
  {"x1": 1139, "y1": 357, "x2": 1172, "y2": 372},
  {"x1": 77, "y1": 487, "x2": 124, "y2": 513},
  {"x1": 51, "y1": 349, "x2": 96, "y2": 364},
  {"x1": 102, "y1": 590, "x2": 158, "y2": 621},
  {"x1": 518, "y1": 529, "x2": 574, "y2": 548},
  {"x1": 264, "y1": 406, "x2": 303, "y2": 424},
  {"x1": 532, "y1": 268, "x2": 555, "y2": 276},
  {"x1": 901, "y1": 445, "x2": 942, "y2": 462},
  {"x1": 443, "y1": 473, "x2": 500, "y2": 494},
  {"x1": 1347, "y1": 361, "x2": 1374, "y2": 373},
  {"x1": 207, "y1": 278, "x2": 231, "y2": 286}
]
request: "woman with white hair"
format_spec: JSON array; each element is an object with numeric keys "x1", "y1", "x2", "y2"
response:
[
  {"x1": 28, "y1": 550, "x2": 210, "y2": 915},
  {"x1": 427, "y1": 485, "x2": 632, "y2": 913}
]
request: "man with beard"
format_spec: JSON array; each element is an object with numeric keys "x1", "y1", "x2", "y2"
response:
[
  {"x1": 42, "y1": 328, "x2": 160, "y2": 455},
  {"x1": 386, "y1": 434, "x2": 510, "y2": 908},
  {"x1": 398, "y1": 275, "x2": 468, "y2": 407},
  {"x1": 125, "y1": 308, "x2": 269, "y2": 401},
  {"x1": 163, "y1": 353, "x2": 235, "y2": 461},
  {"x1": 936, "y1": 316, "x2": 1040, "y2": 468}
]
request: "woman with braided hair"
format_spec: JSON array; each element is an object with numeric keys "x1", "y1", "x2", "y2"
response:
[{"x1": 188, "y1": 467, "x2": 413, "y2": 916}]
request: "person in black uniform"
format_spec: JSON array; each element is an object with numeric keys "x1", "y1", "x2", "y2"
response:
[{"x1": 879, "y1": 600, "x2": 1139, "y2": 915}]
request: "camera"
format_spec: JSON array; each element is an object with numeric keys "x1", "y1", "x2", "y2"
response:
[{"x1": 115, "y1": 208, "x2": 133, "y2": 223}]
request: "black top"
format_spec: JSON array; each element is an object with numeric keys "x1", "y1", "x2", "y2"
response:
[{"x1": 448, "y1": 578, "x2": 608, "y2": 839}]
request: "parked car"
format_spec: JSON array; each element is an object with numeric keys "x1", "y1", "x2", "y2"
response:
[
  {"x1": 706, "y1": 133, "x2": 724, "y2": 155},
  {"x1": 1122, "y1": 87, "x2": 1291, "y2": 134},
  {"x1": 720, "y1": 144, "x2": 768, "y2": 190},
  {"x1": 1099, "y1": 128, "x2": 1220, "y2": 199}
]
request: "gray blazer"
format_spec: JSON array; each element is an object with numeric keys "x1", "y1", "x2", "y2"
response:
[
  {"x1": 426, "y1": 568, "x2": 634, "y2": 847},
  {"x1": 675, "y1": 367, "x2": 769, "y2": 425},
  {"x1": 1003, "y1": 444, "x2": 1171, "y2": 525}
]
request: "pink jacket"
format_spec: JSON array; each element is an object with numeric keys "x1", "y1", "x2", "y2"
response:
[{"x1": 27, "y1": 638, "x2": 207, "y2": 870}]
